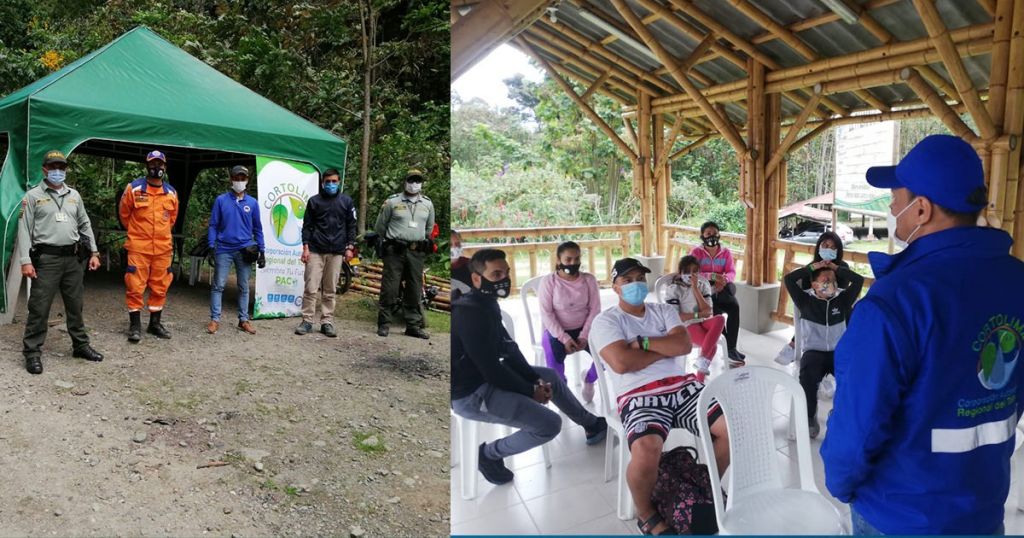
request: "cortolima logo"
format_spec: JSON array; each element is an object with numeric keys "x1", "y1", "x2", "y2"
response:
[
  {"x1": 270, "y1": 193, "x2": 306, "y2": 246},
  {"x1": 974, "y1": 316, "x2": 1022, "y2": 391}
]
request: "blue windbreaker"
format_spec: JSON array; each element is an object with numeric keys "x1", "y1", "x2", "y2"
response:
[
  {"x1": 207, "y1": 192, "x2": 265, "y2": 254},
  {"x1": 821, "y1": 226, "x2": 1024, "y2": 534}
]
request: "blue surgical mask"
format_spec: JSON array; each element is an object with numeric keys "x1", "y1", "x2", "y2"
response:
[
  {"x1": 621, "y1": 281, "x2": 648, "y2": 306},
  {"x1": 323, "y1": 182, "x2": 339, "y2": 195},
  {"x1": 819, "y1": 247, "x2": 837, "y2": 261},
  {"x1": 47, "y1": 170, "x2": 66, "y2": 184}
]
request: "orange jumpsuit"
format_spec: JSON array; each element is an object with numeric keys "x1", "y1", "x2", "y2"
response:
[{"x1": 119, "y1": 178, "x2": 179, "y2": 312}]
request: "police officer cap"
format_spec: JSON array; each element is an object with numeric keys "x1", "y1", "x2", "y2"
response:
[
  {"x1": 406, "y1": 169, "x2": 425, "y2": 182},
  {"x1": 43, "y1": 150, "x2": 67, "y2": 166},
  {"x1": 230, "y1": 165, "x2": 249, "y2": 177}
]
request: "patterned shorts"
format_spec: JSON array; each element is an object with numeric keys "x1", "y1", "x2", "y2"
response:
[{"x1": 617, "y1": 375, "x2": 723, "y2": 449}]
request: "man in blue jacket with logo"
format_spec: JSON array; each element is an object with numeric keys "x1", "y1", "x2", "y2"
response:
[
  {"x1": 821, "y1": 135, "x2": 1024, "y2": 535},
  {"x1": 207, "y1": 165, "x2": 265, "y2": 335}
]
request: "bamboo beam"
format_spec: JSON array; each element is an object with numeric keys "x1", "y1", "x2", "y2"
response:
[
  {"x1": 518, "y1": 35, "x2": 640, "y2": 99},
  {"x1": 1004, "y1": 0, "x2": 1024, "y2": 245},
  {"x1": 631, "y1": 0, "x2": 753, "y2": 71},
  {"x1": 749, "y1": 0, "x2": 903, "y2": 44},
  {"x1": 978, "y1": 0, "x2": 997, "y2": 17},
  {"x1": 789, "y1": 121, "x2": 833, "y2": 154},
  {"x1": 518, "y1": 38, "x2": 638, "y2": 160},
  {"x1": 666, "y1": 0, "x2": 781, "y2": 70},
  {"x1": 451, "y1": 0, "x2": 554, "y2": 81},
  {"x1": 611, "y1": 0, "x2": 749, "y2": 157},
  {"x1": 581, "y1": 69, "x2": 612, "y2": 101},
  {"x1": 854, "y1": 88, "x2": 891, "y2": 112},
  {"x1": 680, "y1": 33, "x2": 718, "y2": 74},
  {"x1": 987, "y1": 0, "x2": 1015, "y2": 132},
  {"x1": 656, "y1": 113, "x2": 687, "y2": 180},
  {"x1": 913, "y1": 0, "x2": 998, "y2": 140},
  {"x1": 728, "y1": 0, "x2": 818, "y2": 62},
  {"x1": 523, "y1": 28, "x2": 665, "y2": 96},
  {"x1": 766, "y1": 85, "x2": 823, "y2": 179},
  {"x1": 901, "y1": 67, "x2": 980, "y2": 143},
  {"x1": 918, "y1": 65, "x2": 960, "y2": 99},
  {"x1": 669, "y1": 135, "x2": 712, "y2": 160},
  {"x1": 548, "y1": 62, "x2": 632, "y2": 106}
]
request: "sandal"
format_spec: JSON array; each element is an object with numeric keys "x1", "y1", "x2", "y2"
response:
[{"x1": 637, "y1": 512, "x2": 677, "y2": 535}]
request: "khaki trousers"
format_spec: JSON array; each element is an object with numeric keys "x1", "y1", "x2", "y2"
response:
[{"x1": 301, "y1": 252, "x2": 344, "y2": 324}]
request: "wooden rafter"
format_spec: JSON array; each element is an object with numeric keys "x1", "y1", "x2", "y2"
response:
[
  {"x1": 789, "y1": 121, "x2": 833, "y2": 154},
  {"x1": 765, "y1": 85, "x2": 823, "y2": 179},
  {"x1": 728, "y1": 0, "x2": 818, "y2": 62},
  {"x1": 611, "y1": 0, "x2": 748, "y2": 155},
  {"x1": 902, "y1": 68, "x2": 981, "y2": 143},
  {"x1": 669, "y1": 135, "x2": 711, "y2": 160},
  {"x1": 517, "y1": 37, "x2": 638, "y2": 160},
  {"x1": 581, "y1": 69, "x2": 612, "y2": 101},
  {"x1": 518, "y1": 34, "x2": 643, "y2": 101},
  {"x1": 913, "y1": 0, "x2": 997, "y2": 139}
]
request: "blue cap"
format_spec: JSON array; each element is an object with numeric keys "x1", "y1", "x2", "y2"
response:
[
  {"x1": 866, "y1": 135, "x2": 985, "y2": 213},
  {"x1": 146, "y1": 150, "x2": 167, "y2": 162}
]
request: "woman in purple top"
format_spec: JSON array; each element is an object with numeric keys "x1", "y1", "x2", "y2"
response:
[{"x1": 538, "y1": 241, "x2": 602, "y2": 403}]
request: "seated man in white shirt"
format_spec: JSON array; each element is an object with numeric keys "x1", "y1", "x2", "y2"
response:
[{"x1": 589, "y1": 258, "x2": 730, "y2": 536}]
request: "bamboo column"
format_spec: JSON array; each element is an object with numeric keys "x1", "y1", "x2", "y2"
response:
[
  {"x1": 765, "y1": 92, "x2": 782, "y2": 284},
  {"x1": 746, "y1": 58, "x2": 767, "y2": 286},
  {"x1": 638, "y1": 92, "x2": 654, "y2": 257},
  {"x1": 654, "y1": 114, "x2": 670, "y2": 256},
  {"x1": 1005, "y1": 0, "x2": 1024, "y2": 255}
]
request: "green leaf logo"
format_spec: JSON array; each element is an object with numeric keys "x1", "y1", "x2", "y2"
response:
[
  {"x1": 981, "y1": 342, "x2": 997, "y2": 377},
  {"x1": 271, "y1": 203, "x2": 288, "y2": 237},
  {"x1": 289, "y1": 197, "x2": 306, "y2": 219}
]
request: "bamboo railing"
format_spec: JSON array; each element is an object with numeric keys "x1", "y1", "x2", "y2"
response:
[
  {"x1": 663, "y1": 224, "x2": 747, "y2": 277},
  {"x1": 458, "y1": 224, "x2": 642, "y2": 293}
]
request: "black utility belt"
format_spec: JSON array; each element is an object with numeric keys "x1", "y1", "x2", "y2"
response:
[
  {"x1": 32, "y1": 243, "x2": 80, "y2": 256},
  {"x1": 385, "y1": 239, "x2": 430, "y2": 252}
]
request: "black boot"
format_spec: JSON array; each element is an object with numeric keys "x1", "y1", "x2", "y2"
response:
[
  {"x1": 147, "y1": 310, "x2": 171, "y2": 339},
  {"x1": 128, "y1": 311, "x2": 142, "y2": 343}
]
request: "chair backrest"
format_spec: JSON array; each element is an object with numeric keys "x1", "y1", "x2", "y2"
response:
[
  {"x1": 500, "y1": 308, "x2": 516, "y2": 340},
  {"x1": 653, "y1": 273, "x2": 676, "y2": 303},
  {"x1": 588, "y1": 340, "x2": 617, "y2": 419},
  {"x1": 519, "y1": 275, "x2": 546, "y2": 346},
  {"x1": 695, "y1": 366, "x2": 818, "y2": 523}
]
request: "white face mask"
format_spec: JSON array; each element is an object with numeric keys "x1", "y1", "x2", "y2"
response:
[
  {"x1": 405, "y1": 181, "x2": 422, "y2": 194},
  {"x1": 231, "y1": 181, "x2": 247, "y2": 193},
  {"x1": 450, "y1": 246, "x2": 463, "y2": 260},
  {"x1": 887, "y1": 198, "x2": 921, "y2": 250}
]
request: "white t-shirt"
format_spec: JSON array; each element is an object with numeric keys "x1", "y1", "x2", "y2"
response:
[{"x1": 589, "y1": 302, "x2": 687, "y2": 398}]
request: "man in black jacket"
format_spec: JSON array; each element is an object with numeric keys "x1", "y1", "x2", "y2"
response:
[
  {"x1": 295, "y1": 168, "x2": 357, "y2": 337},
  {"x1": 451, "y1": 249, "x2": 607, "y2": 485},
  {"x1": 783, "y1": 261, "x2": 864, "y2": 438}
]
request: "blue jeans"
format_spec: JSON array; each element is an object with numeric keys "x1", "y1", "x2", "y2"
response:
[
  {"x1": 851, "y1": 508, "x2": 1004, "y2": 535},
  {"x1": 210, "y1": 250, "x2": 252, "y2": 322}
]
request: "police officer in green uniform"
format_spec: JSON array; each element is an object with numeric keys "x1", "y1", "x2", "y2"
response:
[
  {"x1": 373, "y1": 169, "x2": 435, "y2": 339},
  {"x1": 17, "y1": 150, "x2": 104, "y2": 374}
]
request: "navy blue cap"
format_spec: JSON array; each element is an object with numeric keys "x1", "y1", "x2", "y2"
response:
[
  {"x1": 611, "y1": 258, "x2": 651, "y2": 282},
  {"x1": 866, "y1": 134, "x2": 985, "y2": 213}
]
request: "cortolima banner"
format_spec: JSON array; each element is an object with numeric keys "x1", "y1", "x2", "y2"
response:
[{"x1": 253, "y1": 156, "x2": 320, "y2": 319}]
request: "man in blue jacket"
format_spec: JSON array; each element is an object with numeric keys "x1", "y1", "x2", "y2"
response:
[
  {"x1": 207, "y1": 165, "x2": 265, "y2": 335},
  {"x1": 821, "y1": 135, "x2": 1024, "y2": 535}
]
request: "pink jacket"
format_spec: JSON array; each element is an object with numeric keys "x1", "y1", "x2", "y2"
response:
[
  {"x1": 538, "y1": 272, "x2": 601, "y2": 344},
  {"x1": 690, "y1": 245, "x2": 736, "y2": 284}
]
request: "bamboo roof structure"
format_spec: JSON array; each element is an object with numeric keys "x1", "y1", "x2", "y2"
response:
[{"x1": 452, "y1": 0, "x2": 1024, "y2": 279}]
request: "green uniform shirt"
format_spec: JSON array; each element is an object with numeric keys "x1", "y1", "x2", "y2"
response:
[
  {"x1": 16, "y1": 183, "x2": 97, "y2": 264},
  {"x1": 373, "y1": 192, "x2": 435, "y2": 243}
]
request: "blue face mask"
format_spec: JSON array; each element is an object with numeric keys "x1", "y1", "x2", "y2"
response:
[
  {"x1": 323, "y1": 182, "x2": 339, "y2": 195},
  {"x1": 819, "y1": 247, "x2": 837, "y2": 261},
  {"x1": 47, "y1": 169, "x2": 66, "y2": 184},
  {"x1": 620, "y1": 281, "x2": 648, "y2": 306}
]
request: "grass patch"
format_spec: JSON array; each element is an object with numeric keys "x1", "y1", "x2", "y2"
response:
[
  {"x1": 222, "y1": 451, "x2": 245, "y2": 465},
  {"x1": 234, "y1": 379, "x2": 257, "y2": 395},
  {"x1": 261, "y1": 479, "x2": 279, "y2": 491},
  {"x1": 335, "y1": 293, "x2": 450, "y2": 333},
  {"x1": 352, "y1": 431, "x2": 387, "y2": 455},
  {"x1": 283, "y1": 486, "x2": 299, "y2": 496}
]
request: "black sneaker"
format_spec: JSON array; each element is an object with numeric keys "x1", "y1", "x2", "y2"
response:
[
  {"x1": 585, "y1": 417, "x2": 608, "y2": 445},
  {"x1": 727, "y1": 349, "x2": 746, "y2": 367},
  {"x1": 377, "y1": 325, "x2": 389, "y2": 337},
  {"x1": 295, "y1": 321, "x2": 313, "y2": 335},
  {"x1": 404, "y1": 326, "x2": 429, "y2": 339},
  {"x1": 320, "y1": 323, "x2": 337, "y2": 338},
  {"x1": 477, "y1": 443, "x2": 514, "y2": 485}
]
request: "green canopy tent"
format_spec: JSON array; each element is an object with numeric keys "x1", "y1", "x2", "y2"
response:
[{"x1": 0, "y1": 26, "x2": 347, "y2": 318}]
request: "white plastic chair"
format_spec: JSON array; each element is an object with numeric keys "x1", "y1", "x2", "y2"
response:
[
  {"x1": 788, "y1": 307, "x2": 804, "y2": 441},
  {"x1": 520, "y1": 275, "x2": 587, "y2": 391},
  {"x1": 590, "y1": 348, "x2": 634, "y2": 520},
  {"x1": 452, "y1": 309, "x2": 552, "y2": 501},
  {"x1": 696, "y1": 366, "x2": 846, "y2": 535}
]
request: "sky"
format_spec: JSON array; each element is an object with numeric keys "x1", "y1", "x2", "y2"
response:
[{"x1": 451, "y1": 44, "x2": 544, "y2": 109}]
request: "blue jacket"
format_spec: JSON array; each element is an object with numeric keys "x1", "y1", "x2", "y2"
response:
[
  {"x1": 207, "y1": 192, "x2": 265, "y2": 254},
  {"x1": 821, "y1": 226, "x2": 1024, "y2": 534}
]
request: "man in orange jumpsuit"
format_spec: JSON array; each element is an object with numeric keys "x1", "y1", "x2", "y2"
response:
[{"x1": 119, "y1": 150, "x2": 178, "y2": 342}]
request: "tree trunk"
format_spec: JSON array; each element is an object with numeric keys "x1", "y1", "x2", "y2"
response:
[{"x1": 357, "y1": 1, "x2": 376, "y2": 235}]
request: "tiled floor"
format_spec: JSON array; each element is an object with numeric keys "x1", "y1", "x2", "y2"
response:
[{"x1": 451, "y1": 290, "x2": 1024, "y2": 535}]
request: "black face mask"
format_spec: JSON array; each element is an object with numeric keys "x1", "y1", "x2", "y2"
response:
[
  {"x1": 147, "y1": 167, "x2": 165, "y2": 180},
  {"x1": 476, "y1": 274, "x2": 512, "y2": 298},
  {"x1": 557, "y1": 263, "x2": 581, "y2": 276},
  {"x1": 702, "y1": 235, "x2": 720, "y2": 248}
]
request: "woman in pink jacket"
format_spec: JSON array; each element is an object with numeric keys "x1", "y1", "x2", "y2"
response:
[
  {"x1": 538, "y1": 241, "x2": 601, "y2": 403},
  {"x1": 690, "y1": 221, "x2": 744, "y2": 366}
]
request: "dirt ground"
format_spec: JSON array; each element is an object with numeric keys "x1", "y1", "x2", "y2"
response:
[{"x1": 0, "y1": 269, "x2": 450, "y2": 537}]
